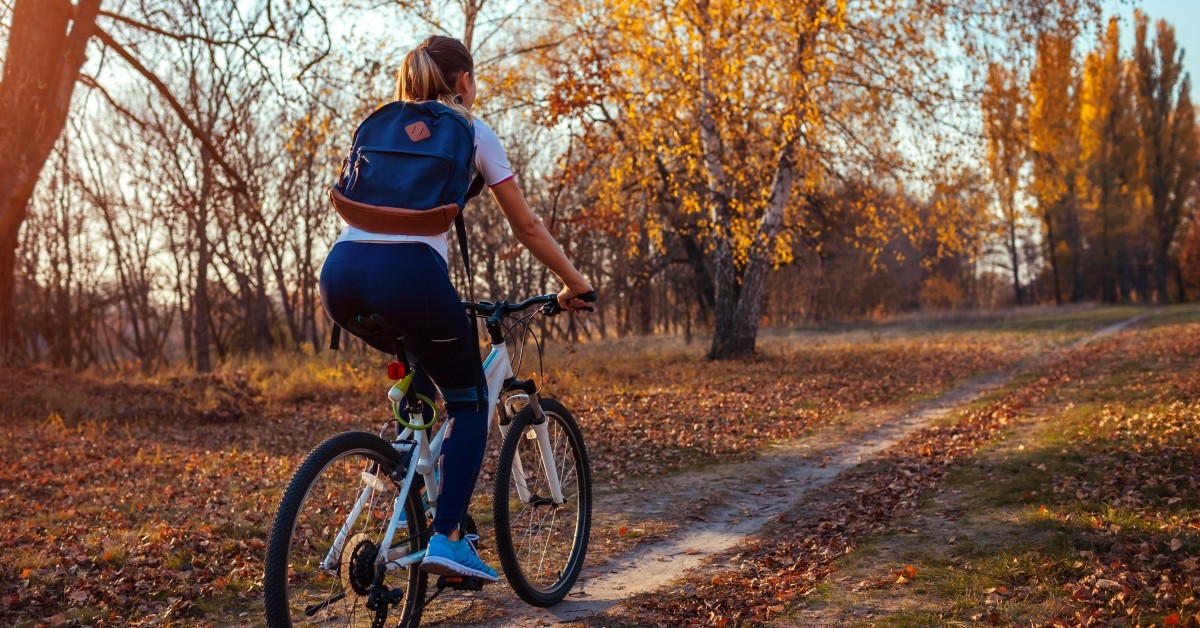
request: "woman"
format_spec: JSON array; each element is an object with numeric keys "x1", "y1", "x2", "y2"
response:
[{"x1": 319, "y1": 35, "x2": 594, "y2": 581}]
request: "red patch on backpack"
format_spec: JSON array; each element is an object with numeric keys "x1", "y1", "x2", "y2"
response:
[{"x1": 405, "y1": 121, "x2": 431, "y2": 142}]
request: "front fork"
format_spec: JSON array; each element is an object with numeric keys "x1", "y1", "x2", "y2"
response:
[{"x1": 500, "y1": 393, "x2": 567, "y2": 505}]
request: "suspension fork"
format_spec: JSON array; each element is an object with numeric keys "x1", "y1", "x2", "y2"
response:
[
  {"x1": 528, "y1": 399, "x2": 567, "y2": 505},
  {"x1": 502, "y1": 394, "x2": 567, "y2": 505},
  {"x1": 482, "y1": 311, "x2": 567, "y2": 505},
  {"x1": 497, "y1": 397, "x2": 533, "y2": 505}
]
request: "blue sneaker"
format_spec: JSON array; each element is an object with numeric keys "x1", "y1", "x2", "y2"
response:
[{"x1": 421, "y1": 533, "x2": 499, "y2": 581}]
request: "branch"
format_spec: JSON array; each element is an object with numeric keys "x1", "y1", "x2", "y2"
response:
[
  {"x1": 391, "y1": 1, "x2": 455, "y2": 38},
  {"x1": 78, "y1": 73, "x2": 153, "y2": 130},
  {"x1": 98, "y1": 10, "x2": 277, "y2": 46},
  {"x1": 94, "y1": 25, "x2": 250, "y2": 197},
  {"x1": 476, "y1": 39, "x2": 564, "y2": 70},
  {"x1": 759, "y1": 141, "x2": 796, "y2": 242},
  {"x1": 473, "y1": 2, "x2": 528, "y2": 52},
  {"x1": 0, "y1": 0, "x2": 12, "y2": 36}
]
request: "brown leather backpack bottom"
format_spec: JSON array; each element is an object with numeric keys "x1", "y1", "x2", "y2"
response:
[{"x1": 329, "y1": 188, "x2": 461, "y2": 236}]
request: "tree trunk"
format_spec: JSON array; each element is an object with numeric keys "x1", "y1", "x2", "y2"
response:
[
  {"x1": 708, "y1": 142, "x2": 794, "y2": 360},
  {"x1": 1174, "y1": 258, "x2": 1189, "y2": 303},
  {"x1": 635, "y1": 230, "x2": 653, "y2": 336},
  {"x1": 708, "y1": 240, "x2": 755, "y2": 358},
  {"x1": 0, "y1": 0, "x2": 102, "y2": 362},
  {"x1": 678, "y1": 232, "x2": 715, "y2": 316},
  {"x1": 1155, "y1": 243, "x2": 1172, "y2": 304},
  {"x1": 194, "y1": 150, "x2": 214, "y2": 372},
  {"x1": 1065, "y1": 194, "x2": 1085, "y2": 303},
  {"x1": 0, "y1": 228, "x2": 21, "y2": 360},
  {"x1": 1006, "y1": 214, "x2": 1023, "y2": 305},
  {"x1": 1040, "y1": 203, "x2": 1062, "y2": 305},
  {"x1": 251, "y1": 257, "x2": 273, "y2": 354}
]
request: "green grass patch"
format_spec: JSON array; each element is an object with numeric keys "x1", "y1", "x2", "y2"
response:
[
  {"x1": 799, "y1": 313, "x2": 1200, "y2": 625},
  {"x1": 1132, "y1": 302, "x2": 1200, "y2": 329}
]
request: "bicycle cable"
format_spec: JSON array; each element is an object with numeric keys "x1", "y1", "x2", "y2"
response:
[{"x1": 501, "y1": 307, "x2": 548, "y2": 396}]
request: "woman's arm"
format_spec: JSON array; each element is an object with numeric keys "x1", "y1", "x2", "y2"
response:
[{"x1": 489, "y1": 178, "x2": 593, "y2": 309}]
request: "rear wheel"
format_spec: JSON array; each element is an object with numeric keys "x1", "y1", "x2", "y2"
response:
[
  {"x1": 492, "y1": 399, "x2": 592, "y2": 606},
  {"x1": 264, "y1": 432, "x2": 427, "y2": 627}
]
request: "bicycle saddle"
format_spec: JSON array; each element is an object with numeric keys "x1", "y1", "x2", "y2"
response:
[{"x1": 341, "y1": 313, "x2": 405, "y2": 355}]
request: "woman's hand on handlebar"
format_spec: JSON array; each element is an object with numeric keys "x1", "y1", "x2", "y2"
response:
[{"x1": 558, "y1": 285, "x2": 597, "y2": 312}]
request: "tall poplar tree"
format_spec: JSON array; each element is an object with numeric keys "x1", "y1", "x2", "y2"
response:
[
  {"x1": 1131, "y1": 11, "x2": 1198, "y2": 302},
  {"x1": 1029, "y1": 30, "x2": 1083, "y2": 303},
  {"x1": 983, "y1": 64, "x2": 1030, "y2": 305},
  {"x1": 1079, "y1": 18, "x2": 1143, "y2": 302}
]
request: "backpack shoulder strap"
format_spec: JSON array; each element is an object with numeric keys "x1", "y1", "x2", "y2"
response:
[
  {"x1": 457, "y1": 175, "x2": 486, "y2": 363},
  {"x1": 465, "y1": 172, "x2": 485, "y2": 202},
  {"x1": 459, "y1": 171, "x2": 485, "y2": 286},
  {"x1": 455, "y1": 209, "x2": 481, "y2": 361},
  {"x1": 330, "y1": 322, "x2": 343, "y2": 351}
]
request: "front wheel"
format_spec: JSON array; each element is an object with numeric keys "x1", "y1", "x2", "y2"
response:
[
  {"x1": 492, "y1": 399, "x2": 592, "y2": 606},
  {"x1": 264, "y1": 431, "x2": 427, "y2": 627}
]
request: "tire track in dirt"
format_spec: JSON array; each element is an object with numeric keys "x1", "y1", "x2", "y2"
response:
[{"x1": 446, "y1": 315, "x2": 1148, "y2": 627}]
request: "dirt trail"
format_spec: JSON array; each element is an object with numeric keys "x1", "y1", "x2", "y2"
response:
[{"x1": 445, "y1": 315, "x2": 1147, "y2": 627}]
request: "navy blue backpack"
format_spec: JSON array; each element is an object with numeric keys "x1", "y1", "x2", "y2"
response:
[{"x1": 333, "y1": 100, "x2": 476, "y2": 213}]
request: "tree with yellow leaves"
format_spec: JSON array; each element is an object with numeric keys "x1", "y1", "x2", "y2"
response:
[
  {"x1": 535, "y1": 0, "x2": 1085, "y2": 357},
  {"x1": 983, "y1": 63, "x2": 1029, "y2": 305},
  {"x1": 1078, "y1": 17, "x2": 1144, "y2": 302},
  {"x1": 1029, "y1": 29, "x2": 1083, "y2": 303},
  {"x1": 1131, "y1": 11, "x2": 1198, "y2": 303}
]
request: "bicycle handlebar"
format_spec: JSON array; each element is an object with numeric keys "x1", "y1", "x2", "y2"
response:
[{"x1": 464, "y1": 290, "x2": 597, "y2": 318}]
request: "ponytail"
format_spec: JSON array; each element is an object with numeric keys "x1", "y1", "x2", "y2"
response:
[{"x1": 396, "y1": 36, "x2": 473, "y2": 119}]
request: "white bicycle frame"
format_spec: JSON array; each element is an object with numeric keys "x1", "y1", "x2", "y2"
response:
[{"x1": 320, "y1": 338, "x2": 568, "y2": 575}]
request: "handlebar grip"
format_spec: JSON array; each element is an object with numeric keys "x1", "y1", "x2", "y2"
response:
[{"x1": 568, "y1": 290, "x2": 596, "y2": 313}]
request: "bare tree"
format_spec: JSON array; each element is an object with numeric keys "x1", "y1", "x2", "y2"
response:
[
  {"x1": 0, "y1": 0, "x2": 328, "y2": 364},
  {"x1": 0, "y1": 0, "x2": 101, "y2": 361}
]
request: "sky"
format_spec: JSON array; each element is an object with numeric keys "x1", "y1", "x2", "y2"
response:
[{"x1": 1112, "y1": 0, "x2": 1200, "y2": 97}]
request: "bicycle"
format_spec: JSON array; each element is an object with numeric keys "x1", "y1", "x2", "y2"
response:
[{"x1": 262, "y1": 293, "x2": 594, "y2": 627}]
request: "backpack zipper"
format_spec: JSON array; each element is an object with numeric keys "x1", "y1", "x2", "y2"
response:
[{"x1": 348, "y1": 148, "x2": 370, "y2": 190}]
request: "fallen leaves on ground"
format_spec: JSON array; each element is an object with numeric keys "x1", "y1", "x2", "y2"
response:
[
  {"x1": 619, "y1": 383, "x2": 1038, "y2": 625},
  {"x1": 556, "y1": 334, "x2": 1032, "y2": 480},
  {"x1": 1032, "y1": 324, "x2": 1200, "y2": 627},
  {"x1": 624, "y1": 319, "x2": 1200, "y2": 627},
  {"x1": 0, "y1": 331, "x2": 1036, "y2": 625}
]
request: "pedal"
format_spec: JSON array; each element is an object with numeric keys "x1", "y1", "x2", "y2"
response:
[{"x1": 436, "y1": 575, "x2": 485, "y2": 591}]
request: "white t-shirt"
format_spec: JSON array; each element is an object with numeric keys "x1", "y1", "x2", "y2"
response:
[{"x1": 334, "y1": 118, "x2": 515, "y2": 261}]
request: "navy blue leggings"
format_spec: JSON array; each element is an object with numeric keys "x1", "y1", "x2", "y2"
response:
[{"x1": 319, "y1": 241, "x2": 486, "y2": 536}]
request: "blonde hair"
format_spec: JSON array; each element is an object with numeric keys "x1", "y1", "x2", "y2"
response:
[{"x1": 396, "y1": 36, "x2": 473, "y2": 119}]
